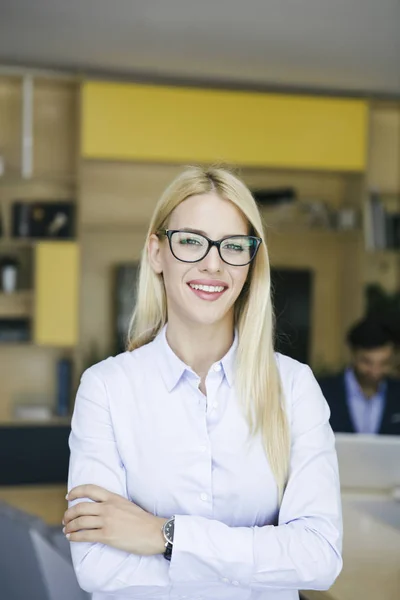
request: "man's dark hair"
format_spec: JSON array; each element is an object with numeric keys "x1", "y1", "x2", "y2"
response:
[{"x1": 347, "y1": 318, "x2": 393, "y2": 350}]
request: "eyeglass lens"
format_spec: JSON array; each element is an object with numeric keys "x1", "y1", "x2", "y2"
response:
[{"x1": 169, "y1": 231, "x2": 257, "y2": 266}]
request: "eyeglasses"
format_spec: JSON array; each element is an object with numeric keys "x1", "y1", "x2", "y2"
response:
[{"x1": 157, "y1": 229, "x2": 262, "y2": 266}]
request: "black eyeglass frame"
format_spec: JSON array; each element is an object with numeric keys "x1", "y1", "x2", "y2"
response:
[{"x1": 156, "y1": 229, "x2": 262, "y2": 267}]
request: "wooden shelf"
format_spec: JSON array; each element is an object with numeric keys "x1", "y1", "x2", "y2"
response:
[
  {"x1": 0, "y1": 238, "x2": 36, "y2": 249},
  {"x1": 0, "y1": 290, "x2": 33, "y2": 318},
  {"x1": 0, "y1": 174, "x2": 77, "y2": 188},
  {"x1": 0, "y1": 238, "x2": 76, "y2": 249},
  {"x1": 267, "y1": 226, "x2": 362, "y2": 237}
]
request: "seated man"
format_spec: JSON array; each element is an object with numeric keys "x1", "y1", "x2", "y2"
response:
[{"x1": 319, "y1": 319, "x2": 400, "y2": 435}]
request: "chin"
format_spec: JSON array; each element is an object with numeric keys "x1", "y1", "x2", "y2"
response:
[
  {"x1": 189, "y1": 313, "x2": 227, "y2": 328},
  {"x1": 185, "y1": 305, "x2": 232, "y2": 328}
]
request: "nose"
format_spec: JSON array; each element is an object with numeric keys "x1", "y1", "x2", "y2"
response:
[{"x1": 200, "y1": 245, "x2": 223, "y2": 273}]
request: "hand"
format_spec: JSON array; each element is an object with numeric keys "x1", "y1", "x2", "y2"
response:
[{"x1": 63, "y1": 484, "x2": 168, "y2": 556}]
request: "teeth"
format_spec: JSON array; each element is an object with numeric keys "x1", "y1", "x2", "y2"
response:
[{"x1": 189, "y1": 284, "x2": 225, "y2": 293}]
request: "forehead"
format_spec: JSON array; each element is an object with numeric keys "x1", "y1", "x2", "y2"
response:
[
  {"x1": 356, "y1": 345, "x2": 393, "y2": 361},
  {"x1": 168, "y1": 192, "x2": 248, "y2": 236}
]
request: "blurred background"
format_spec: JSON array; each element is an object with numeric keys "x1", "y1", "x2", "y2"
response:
[{"x1": 0, "y1": 1, "x2": 399, "y2": 599}]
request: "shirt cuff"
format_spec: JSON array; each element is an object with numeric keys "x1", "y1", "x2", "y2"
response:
[{"x1": 169, "y1": 514, "x2": 254, "y2": 587}]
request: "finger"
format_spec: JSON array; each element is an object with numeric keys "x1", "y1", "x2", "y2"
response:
[
  {"x1": 63, "y1": 502, "x2": 101, "y2": 525},
  {"x1": 65, "y1": 516, "x2": 103, "y2": 534},
  {"x1": 67, "y1": 484, "x2": 111, "y2": 503},
  {"x1": 66, "y1": 529, "x2": 104, "y2": 543}
]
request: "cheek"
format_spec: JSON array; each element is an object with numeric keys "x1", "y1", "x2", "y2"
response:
[
  {"x1": 162, "y1": 268, "x2": 179, "y2": 296},
  {"x1": 161, "y1": 257, "x2": 188, "y2": 295},
  {"x1": 230, "y1": 267, "x2": 249, "y2": 297}
]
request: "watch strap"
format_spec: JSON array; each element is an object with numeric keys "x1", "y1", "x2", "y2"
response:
[
  {"x1": 163, "y1": 541, "x2": 173, "y2": 561},
  {"x1": 162, "y1": 516, "x2": 175, "y2": 562}
]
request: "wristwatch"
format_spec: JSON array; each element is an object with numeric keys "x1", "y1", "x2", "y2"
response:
[{"x1": 161, "y1": 516, "x2": 175, "y2": 561}]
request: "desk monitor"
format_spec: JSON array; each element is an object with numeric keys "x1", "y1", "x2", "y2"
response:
[{"x1": 335, "y1": 433, "x2": 400, "y2": 492}]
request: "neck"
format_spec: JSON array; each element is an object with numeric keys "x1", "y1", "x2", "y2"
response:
[
  {"x1": 352, "y1": 369, "x2": 380, "y2": 399},
  {"x1": 361, "y1": 385, "x2": 377, "y2": 399},
  {"x1": 166, "y1": 317, "x2": 234, "y2": 380}
]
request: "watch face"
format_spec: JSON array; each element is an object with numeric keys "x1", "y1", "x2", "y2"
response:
[{"x1": 164, "y1": 518, "x2": 175, "y2": 544}]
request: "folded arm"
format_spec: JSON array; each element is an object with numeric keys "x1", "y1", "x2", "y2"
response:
[{"x1": 68, "y1": 364, "x2": 342, "y2": 594}]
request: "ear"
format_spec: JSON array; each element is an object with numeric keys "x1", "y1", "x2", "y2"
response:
[{"x1": 148, "y1": 233, "x2": 164, "y2": 274}]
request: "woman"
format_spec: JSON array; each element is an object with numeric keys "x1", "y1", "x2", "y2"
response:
[{"x1": 64, "y1": 166, "x2": 342, "y2": 600}]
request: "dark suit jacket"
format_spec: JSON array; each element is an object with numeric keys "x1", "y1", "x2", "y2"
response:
[{"x1": 318, "y1": 372, "x2": 400, "y2": 435}]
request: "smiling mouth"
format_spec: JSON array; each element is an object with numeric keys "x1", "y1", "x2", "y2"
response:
[
  {"x1": 189, "y1": 283, "x2": 226, "y2": 293},
  {"x1": 186, "y1": 282, "x2": 228, "y2": 300}
]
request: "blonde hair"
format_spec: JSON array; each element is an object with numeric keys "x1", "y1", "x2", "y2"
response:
[{"x1": 127, "y1": 166, "x2": 290, "y2": 498}]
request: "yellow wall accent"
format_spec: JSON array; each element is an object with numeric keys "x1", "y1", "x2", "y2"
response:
[
  {"x1": 34, "y1": 242, "x2": 79, "y2": 347},
  {"x1": 82, "y1": 81, "x2": 368, "y2": 171}
]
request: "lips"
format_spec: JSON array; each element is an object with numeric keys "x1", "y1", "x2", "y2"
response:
[{"x1": 186, "y1": 279, "x2": 228, "y2": 302}]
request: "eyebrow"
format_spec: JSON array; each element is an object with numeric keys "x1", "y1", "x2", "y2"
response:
[
  {"x1": 179, "y1": 227, "x2": 248, "y2": 237},
  {"x1": 180, "y1": 227, "x2": 208, "y2": 235}
]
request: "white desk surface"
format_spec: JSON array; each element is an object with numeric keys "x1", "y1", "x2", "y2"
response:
[{"x1": 303, "y1": 493, "x2": 400, "y2": 600}]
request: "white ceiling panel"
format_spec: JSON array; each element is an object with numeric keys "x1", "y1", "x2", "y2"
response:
[{"x1": 0, "y1": 0, "x2": 399, "y2": 94}]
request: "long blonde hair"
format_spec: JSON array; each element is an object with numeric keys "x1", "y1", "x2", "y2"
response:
[{"x1": 127, "y1": 166, "x2": 290, "y2": 498}]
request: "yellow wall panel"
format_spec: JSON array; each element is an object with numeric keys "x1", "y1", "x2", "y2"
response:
[
  {"x1": 81, "y1": 81, "x2": 368, "y2": 171},
  {"x1": 34, "y1": 242, "x2": 79, "y2": 347}
]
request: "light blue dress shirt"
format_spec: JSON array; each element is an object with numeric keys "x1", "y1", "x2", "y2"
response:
[
  {"x1": 344, "y1": 368, "x2": 386, "y2": 434},
  {"x1": 68, "y1": 326, "x2": 342, "y2": 600}
]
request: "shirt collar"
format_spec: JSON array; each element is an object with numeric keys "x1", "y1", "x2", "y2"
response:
[
  {"x1": 345, "y1": 367, "x2": 387, "y2": 400},
  {"x1": 155, "y1": 325, "x2": 188, "y2": 392},
  {"x1": 219, "y1": 331, "x2": 237, "y2": 388},
  {"x1": 154, "y1": 325, "x2": 237, "y2": 392}
]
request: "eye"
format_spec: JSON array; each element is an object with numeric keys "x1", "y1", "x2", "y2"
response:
[
  {"x1": 179, "y1": 236, "x2": 202, "y2": 245},
  {"x1": 172, "y1": 232, "x2": 206, "y2": 247},
  {"x1": 225, "y1": 242, "x2": 244, "y2": 252},
  {"x1": 222, "y1": 237, "x2": 253, "y2": 252}
]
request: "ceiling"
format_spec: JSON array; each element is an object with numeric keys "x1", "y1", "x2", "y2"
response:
[{"x1": 1, "y1": 0, "x2": 400, "y2": 95}]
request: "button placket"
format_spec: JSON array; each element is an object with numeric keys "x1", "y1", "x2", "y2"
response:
[{"x1": 205, "y1": 370, "x2": 223, "y2": 418}]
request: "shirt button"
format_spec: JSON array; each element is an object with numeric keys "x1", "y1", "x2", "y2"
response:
[
  {"x1": 232, "y1": 581, "x2": 239, "y2": 586},
  {"x1": 221, "y1": 578, "x2": 229, "y2": 584},
  {"x1": 213, "y1": 363, "x2": 222, "y2": 372},
  {"x1": 199, "y1": 445, "x2": 207, "y2": 452},
  {"x1": 200, "y1": 493, "x2": 209, "y2": 502}
]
